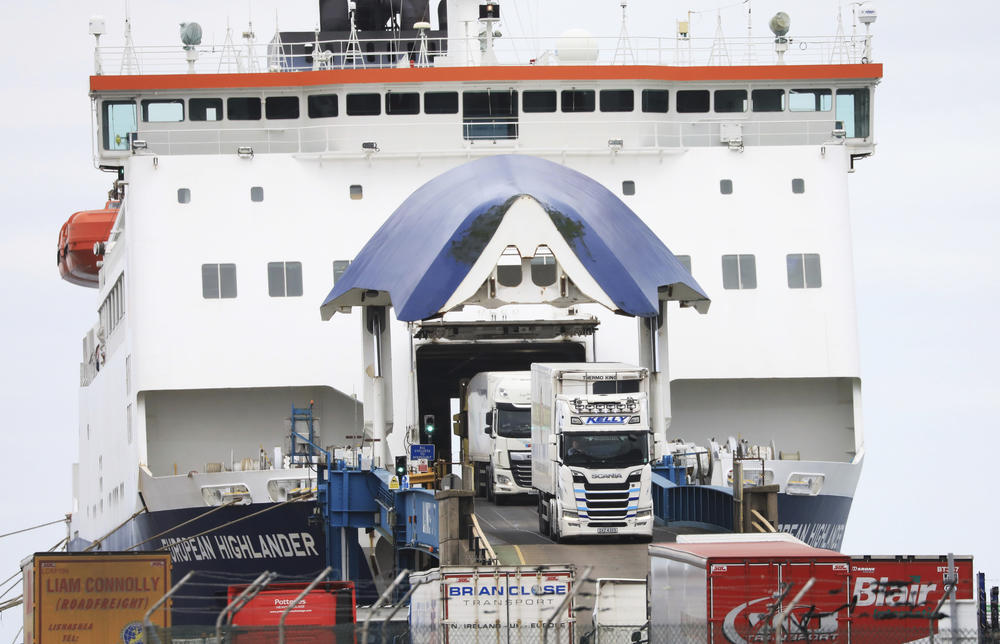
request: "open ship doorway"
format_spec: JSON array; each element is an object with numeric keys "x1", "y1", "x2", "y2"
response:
[{"x1": 415, "y1": 341, "x2": 586, "y2": 469}]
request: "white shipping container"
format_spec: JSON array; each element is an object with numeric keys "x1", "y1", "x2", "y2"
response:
[{"x1": 409, "y1": 565, "x2": 576, "y2": 644}]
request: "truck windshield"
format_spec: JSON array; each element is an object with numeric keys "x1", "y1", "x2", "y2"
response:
[
  {"x1": 496, "y1": 404, "x2": 531, "y2": 438},
  {"x1": 562, "y1": 432, "x2": 648, "y2": 468}
]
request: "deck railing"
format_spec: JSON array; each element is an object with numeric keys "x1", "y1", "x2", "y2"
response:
[{"x1": 94, "y1": 33, "x2": 875, "y2": 76}]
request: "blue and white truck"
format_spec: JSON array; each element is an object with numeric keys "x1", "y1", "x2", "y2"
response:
[{"x1": 531, "y1": 363, "x2": 658, "y2": 541}]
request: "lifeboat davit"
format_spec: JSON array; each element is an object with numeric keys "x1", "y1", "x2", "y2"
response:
[{"x1": 57, "y1": 201, "x2": 118, "y2": 287}]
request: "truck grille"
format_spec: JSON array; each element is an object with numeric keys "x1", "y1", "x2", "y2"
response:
[
  {"x1": 572, "y1": 471, "x2": 641, "y2": 522},
  {"x1": 508, "y1": 452, "x2": 532, "y2": 488}
]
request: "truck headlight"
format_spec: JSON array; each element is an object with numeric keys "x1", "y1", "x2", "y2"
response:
[
  {"x1": 636, "y1": 509, "x2": 652, "y2": 518},
  {"x1": 496, "y1": 474, "x2": 511, "y2": 485},
  {"x1": 563, "y1": 509, "x2": 579, "y2": 518}
]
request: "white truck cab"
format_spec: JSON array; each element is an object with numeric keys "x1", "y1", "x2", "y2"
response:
[
  {"x1": 531, "y1": 363, "x2": 658, "y2": 541},
  {"x1": 465, "y1": 371, "x2": 535, "y2": 501}
]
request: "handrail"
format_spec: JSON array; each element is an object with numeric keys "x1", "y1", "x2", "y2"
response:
[
  {"x1": 360, "y1": 569, "x2": 409, "y2": 644},
  {"x1": 92, "y1": 33, "x2": 876, "y2": 76},
  {"x1": 214, "y1": 571, "x2": 275, "y2": 644},
  {"x1": 278, "y1": 566, "x2": 333, "y2": 644},
  {"x1": 143, "y1": 571, "x2": 194, "y2": 644},
  {"x1": 468, "y1": 514, "x2": 499, "y2": 565},
  {"x1": 543, "y1": 565, "x2": 592, "y2": 644}
]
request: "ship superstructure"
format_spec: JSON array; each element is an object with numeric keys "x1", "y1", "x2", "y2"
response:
[{"x1": 67, "y1": 0, "x2": 880, "y2": 586}]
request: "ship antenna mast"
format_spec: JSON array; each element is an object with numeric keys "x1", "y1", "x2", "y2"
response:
[
  {"x1": 345, "y1": 1, "x2": 366, "y2": 69},
  {"x1": 120, "y1": 0, "x2": 140, "y2": 74},
  {"x1": 613, "y1": 0, "x2": 635, "y2": 65}
]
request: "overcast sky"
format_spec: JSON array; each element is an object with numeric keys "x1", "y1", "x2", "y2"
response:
[{"x1": 2, "y1": 1, "x2": 998, "y2": 641}]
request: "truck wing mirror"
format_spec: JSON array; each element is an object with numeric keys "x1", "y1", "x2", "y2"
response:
[{"x1": 484, "y1": 411, "x2": 493, "y2": 433}]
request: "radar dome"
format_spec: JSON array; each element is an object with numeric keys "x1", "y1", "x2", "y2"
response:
[
  {"x1": 556, "y1": 28, "x2": 599, "y2": 64},
  {"x1": 769, "y1": 12, "x2": 790, "y2": 37},
  {"x1": 180, "y1": 22, "x2": 203, "y2": 47}
]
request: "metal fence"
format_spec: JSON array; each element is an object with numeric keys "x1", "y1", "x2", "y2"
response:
[{"x1": 144, "y1": 621, "x2": 991, "y2": 644}]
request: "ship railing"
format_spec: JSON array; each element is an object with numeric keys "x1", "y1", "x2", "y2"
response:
[
  {"x1": 127, "y1": 116, "x2": 846, "y2": 158},
  {"x1": 92, "y1": 34, "x2": 874, "y2": 76}
]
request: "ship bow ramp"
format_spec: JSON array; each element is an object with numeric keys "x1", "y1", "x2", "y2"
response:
[{"x1": 320, "y1": 154, "x2": 709, "y2": 321}]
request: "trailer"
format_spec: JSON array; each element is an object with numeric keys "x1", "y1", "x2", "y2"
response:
[
  {"x1": 20, "y1": 551, "x2": 171, "y2": 644},
  {"x1": 409, "y1": 565, "x2": 576, "y2": 644},
  {"x1": 590, "y1": 578, "x2": 647, "y2": 644},
  {"x1": 648, "y1": 537, "x2": 851, "y2": 643}
]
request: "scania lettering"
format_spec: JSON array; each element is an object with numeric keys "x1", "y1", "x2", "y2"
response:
[
  {"x1": 531, "y1": 363, "x2": 658, "y2": 541},
  {"x1": 463, "y1": 371, "x2": 535, "y2": 502}
]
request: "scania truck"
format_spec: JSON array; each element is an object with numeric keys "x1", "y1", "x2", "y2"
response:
[
  {"x1": 531, "y1": 363, "x2": 658, "y2": 541},
  {"x1": 465, "y1": 371, "x2": 535, "y2": 502}
]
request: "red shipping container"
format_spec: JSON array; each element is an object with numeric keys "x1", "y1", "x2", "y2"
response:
[
  {"x1": 227, "y1": 581, "x2": 356, "y2": 644},
  {"x1": 849, "y1": 556, "x2": 973, "y2": 644},
  {"x1": 650, "y1": 539, "x2": 852, "y2": 643}
]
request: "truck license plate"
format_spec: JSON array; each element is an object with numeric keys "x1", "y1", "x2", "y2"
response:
[{"x1": 596, "y1": 527, "x2": 619, "y2": 534}]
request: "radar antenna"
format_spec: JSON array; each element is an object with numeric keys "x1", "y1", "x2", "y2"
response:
[{"x1": 612, "y1": 0, "x2": 635, "y2": 65}]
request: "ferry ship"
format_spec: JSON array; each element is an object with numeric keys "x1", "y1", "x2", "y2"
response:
[{"x1": 64, "y1": 0, "x2": 881, "y2": 608}]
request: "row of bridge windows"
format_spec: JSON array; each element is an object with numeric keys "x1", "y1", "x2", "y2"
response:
[{"x1": 101, "y1": 86, "x2": 870, "y2": 149}]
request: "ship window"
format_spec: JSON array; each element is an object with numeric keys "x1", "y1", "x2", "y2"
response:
[
  {"x1": 346, "y1": 93, "x2": 382, "y2": 116},
  {"x1": 787, "y1": 253, "x2": 822, "y2": 288},
  {"x1": 751, "y1": 89, "x2": 785, "y2": 112},
  {"x1": 676, "y1": 90, "x2": 710, "y2": 113},
  {"x1": 190, "y1": 98, "x2": 223, "y2": 121},
  {"x1": 496, "y1": 246, "x2": 522, "y2": 287},
  {"x1": 622, "y1": 180, "x2": 636, "y2": 196},
  {"x1": 386, "y1": 92, "x2": 420, "y2": 115},
  {"x1": 424, "y1": 92, "x2": 458, "y2": 114},
  {"x1": 228, "y1": 97, "x2": 262, "y2": 120},
  {"x1": 561, "y1": 89, "x2": 595, "y2": 113},
  {"x1": 463, "y1": 90, "x2": 518, "y2": 140},
  {"x1": 265, "y1": 96, "x2": 299, "y2": 119},
  {"x1": 308, "y1": 94, "x2": 339, "y2": 118},
  {"x1": 522, "y1": 90, "x2": 556, "y2": 113},
  {"x1": 250, "y1": 186, "x2": 264, "y2": 202},
  {"x1": 177, "y1": 188, "x2": 191, "y2": 204},
  {"x1": 530, "y1": 246, "x2": 557, "y2": 286},
  {"x1": 722, "y1": 254, "x2": 756, "y2": 290},
  {"x1": 676, "y1": 255, "x2": 692, "y2": 274},
  {"x1": 268, "y1": 261, "x2": 303, "y2": 297},
  {"x1": 141, "y1": 99, "x2": 184, "y2": 122},
  {"x1": 350, "y1": 184, "x2": 363, "y2": 200},
  {"x1": 720, "y1": 179, "x2": 733, "y2": 195},
  {"x1": 835, "y1": 88, "x2": 870, "y2": 138},
  {"x1": 202, "y1": 263, "x2": 238, "y2": 299},
  {"x1": 641, "y1": 90, "x2": 669, "y2": 113},
  {"x1": 714, "y1": 90, "x2": 747, "y2": 113},
  {"x1": 792, "y1": 178, "x2": 805, "y2": 194},
  {"x1": 102, "y1": 100, "x2": 137, "y2": 151},
  {"x1": 600, "y1": 90, "x2": 634, "y2": 112},
  {"x1": 789, "y1": 88, "x2": 832, "y2": 112},
  {"x1": 333, "y1": 260, "x2": 351, "y2": 284}
]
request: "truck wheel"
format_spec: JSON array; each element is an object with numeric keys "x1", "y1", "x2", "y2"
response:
[
  {"x1": 549, "y1": 499, "x2": 563, "y2": 543},
  {"x1": 537, "y1": 496, "x2": 550, "y2": 537}
]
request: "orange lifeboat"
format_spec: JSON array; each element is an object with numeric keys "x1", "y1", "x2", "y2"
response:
[{"x1": 57, "y1": 201, "x2": 119, "y2": 287}]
